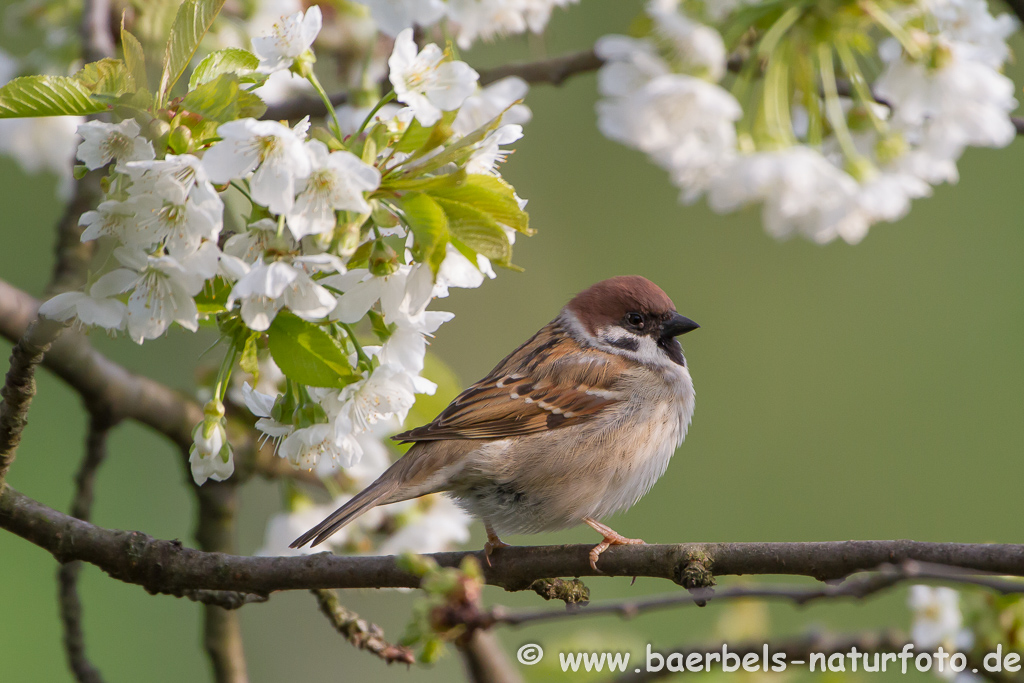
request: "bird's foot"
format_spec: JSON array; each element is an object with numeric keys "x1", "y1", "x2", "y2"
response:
[
  {"x1": 483, "y1": 524, "x2": 510, "y2": 567},
  {"x1": 584, "y1": 517, "x2": 645, "y2": 572}
]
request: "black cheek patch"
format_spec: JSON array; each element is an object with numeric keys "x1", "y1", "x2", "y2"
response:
[{"x1": 606, "y1": 336, "x2": 640, "y2": 352}]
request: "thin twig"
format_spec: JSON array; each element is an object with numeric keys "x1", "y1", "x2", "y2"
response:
[
  {"x1": 479, "y1": 49, "x2": 604, "y2": 86},
  {"x1": 489, "y1": 561, "x2": 1024, "y2": 628},
  {"x1": 4, "y1": 487, "x2": 1024, "y2": 594},
  {"x1": 194, "y1": 481, "x2": 249, "y2": 683},
  {"x1": 57, "y1": 413, "x2": 112, "y2": 683},
  {"x1": 457, "y1": 630, "x2": 524, "y2": 683},
  {"x1": 311, "y1": 588, "x2": 414, "y2": 664},
  {"x1": 0, "y1": 318, "x2": 65, "y2": 487}
]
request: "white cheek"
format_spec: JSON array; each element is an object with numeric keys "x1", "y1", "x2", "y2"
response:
[{"x1": 597, "y1": 327, "x2": 673, "y2": 368}]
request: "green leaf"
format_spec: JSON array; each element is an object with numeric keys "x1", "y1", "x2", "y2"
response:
[
  {"x1": 397, "y1": 192, "x2": 449, "y2": 273},
  {"x1": 431, "y1": 174, "x2": 531, "y2": 234},
  {"x1": 382, "y1": 168, "x2": 466, "y2": 192},
  {"x1": 181, "y1": 73, "x2": 266, "y2": 122},
  {"x1": 74, "y1": 59, "x2": 134, "y2": 97},
  {"x1": 159, "y1": 0, "x2": 228, "y2": 101},
  {"x1": 239, "y1": 331, "x2": 260, "y2": 382},
  {"x1": 121, "y1": 21, "x2": 148, "y2": 92},
  {"x1": 434, "y1": 197, "x2": 511, "y2": 265},
  {"x1": 395, "y1": 110, "x2": 505, "y2": 176},
  {"x1": 267, "y1": 312, "x2": 356, "y2": 389},
  {"x1": 188, "y1": 47, "x2": 263, "y2": 90},
  {"x1": 0, "y1": 75, "x2": 106, "y2": 118}
]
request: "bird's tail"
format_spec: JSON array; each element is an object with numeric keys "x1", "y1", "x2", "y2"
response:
[{"x1": 289, "y1": 478, "x2": 398, "y2": 549}]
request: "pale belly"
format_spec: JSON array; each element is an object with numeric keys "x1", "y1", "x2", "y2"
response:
[{"x1": 447, "y1": 366, "x2": 695, "y2": 535}]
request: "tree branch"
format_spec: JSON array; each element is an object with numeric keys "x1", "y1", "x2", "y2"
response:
[
  {"x1": 457, "y1": 631, "x2": 524, "y2": 683},
  {"x1": 0, "y1": 278, "x2": 199, "y2": 450},
  {"x1": 490, "y1": 561, "x2": 1024, "y2": 628},
  {"x1": 194, "y1": 480, "x2": 249, "y2": 683},
  {"x1": 57, "y1": 413, "x2": 112, "y2": 683},
  {"x1": 0, "y1": 317, "x2": 65, "y2": 487},
  {"x1": 478, "y1": 49, "x2": 604, "y2": 87},
  {"x1": 78, "y1": 0, "x2": 114, "y2": 65},
  {"x1": 4, "y1": 485, "x2": 1024, "y2": 596},
  {"x1": 310, "y1": 588, "x2": 414, "y2": 664}
]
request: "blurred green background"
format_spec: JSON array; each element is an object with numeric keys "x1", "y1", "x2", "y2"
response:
[{"x1": 1, "y1": 1, "x2": 1022, "y2": 681}]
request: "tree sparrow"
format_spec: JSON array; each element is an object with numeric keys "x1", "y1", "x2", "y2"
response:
[{"x1": 292, "y1": 275, "x2": 699, "y2": 570}]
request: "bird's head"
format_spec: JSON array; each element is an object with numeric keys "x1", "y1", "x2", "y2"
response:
[{"x1": 565, "y1": 275, "x2": 699, "y2": 367}]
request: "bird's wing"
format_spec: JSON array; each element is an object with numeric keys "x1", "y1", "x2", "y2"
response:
[{"x1": 394, "y1": 322, "x2": 627, "y2": 442}]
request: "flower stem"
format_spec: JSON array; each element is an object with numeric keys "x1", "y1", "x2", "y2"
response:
[
  {"x1": 340, "y1": 322, "x2": 372, "y2": 370},
  {"x1": 357, "y1": 91, "x2": 397, "y2": 135},
  {"x1": 213, "y1": 343, "x2": 241, "y2": 402},
  {"x1": 862, "y1": 0, "x2": 923, "y2": 60},
  {"x1": 230, "y1": 180, "x2": 256, "y2": 205},
  {"x1": 307, "y1": 72, "x2": 347, "y2": 143},
  {"x1": 818, "y1": 43, "x2": 871, "y2": 172}
]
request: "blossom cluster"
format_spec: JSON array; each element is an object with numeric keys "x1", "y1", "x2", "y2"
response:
[
  {"x1": 355, "y1": 0, "x2": 579, "y2": 48},
  {"x1": 29, "y1": 8, "x2": 531, "y2": 556},
  {"x1": 596, "y1": 0, "x2": 1019, "y2": 244}
]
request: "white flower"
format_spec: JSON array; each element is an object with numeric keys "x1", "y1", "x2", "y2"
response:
[
  {"x1": 376, "y1": 309, "x2": 452, "y2": 384},
  {"x1": 447, "y1": 0, "x2": 578, "y2": 49},
  {"x1": 925, "y1": 0, "x2": 1018, "y2": 68},
  {"x1": 202, "y1": 118, "x2": 312, "y2": 215},
  {"x1": 252, "y1": 5, "x2": 322, "y2": 74},
  {"x1": 876, "y1": 42, "x2": 1017, "y2": 154},
  {"x1": 242, "y1": 382, "x2": 294, "y2": 445},
  {"x1": 708, "y1": 147, "x2": 863, "y2": 244},
  {"x1": 466, "y1": 124, "x2": 522, "y2": 175},
  {"x1": 647, "y1": 0, "x2": 727, "y2": 80},
  {"x1": 433, "y1": 244, "x2": 494, "y2": 297},
  {"x1": 279, "y1": 422, "x2": 338, "y2": 469},
  {"x1": 286, "y1": 140, "x2": 381, "y2": 239},
  {"x1": 388, "y1": 28, "x2": 479, "y2": 126},
  {"x1": 258, "y1": 498, "x2": 350, "y2": 556},
  {"x1": 189, "y1": 441, "x2": 234, "y2": 486},
  {"x1": 594, "y1": 35, "x2": 670, "y2": 98},
  {"x1": 226, "y1": 258, "x2": 336, "y2": 330},
  {"x1": 452, "y1": 76, "x2": 531, "y2": 137},
  {"x1": 75, "y1": 119, "x2": 155, "y2": 170},
  {"x1": 357, "y1": 0, "x2": 446, "y2": 37},
  {"x1": 328, "y1": 264, "x2": 433, "y2": 325},
  {"x1": 909, "y1": 585, "x2": 974, "y2": 652},
  {"x1": 109, "y1": 243, "x2": 220, "y2": 342},
  {"x1": 38, "y1": 270, "x2": 132, "y2": 330},
  {"x1": 0, "y1": 114, "x2": 82, "y2": 199},
  {"x1": 79, "y1": 197, "x2": 160, "y2": 248},
  {"x1": 377, "y1": 495, "x2": 471, "y2": 554},
  {"x1": 598, "y1": 72, "x2": 740, "y2": 202},
  {"x1": 339, "y1": 364, "x2": 417, "y2": 432}
]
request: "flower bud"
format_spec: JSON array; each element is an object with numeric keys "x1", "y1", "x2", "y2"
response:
[
  {"x1": 370, "y1": 240, "x2": 399, "y2": 276},
  {"x1": 168, "y1": 125, "x2": 192, "y2": 154}
]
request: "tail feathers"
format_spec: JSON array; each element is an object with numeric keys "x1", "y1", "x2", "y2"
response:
[{"x1": 289, "y1": 481, "x2": 397, "y2": 549}]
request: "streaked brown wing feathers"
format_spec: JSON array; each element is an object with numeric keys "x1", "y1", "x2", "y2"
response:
[{"x1": 394, "y1": 321, "x2": 625, "y2": 442}]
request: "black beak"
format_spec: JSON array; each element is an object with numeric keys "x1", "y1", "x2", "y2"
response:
[{"x1": 662, "y1": 313, "x2": 699, "y2": 337}]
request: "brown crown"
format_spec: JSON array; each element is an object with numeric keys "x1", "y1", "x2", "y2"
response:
[{"x1": 565, "y1": 275, "x2": 677, "y2": 333}]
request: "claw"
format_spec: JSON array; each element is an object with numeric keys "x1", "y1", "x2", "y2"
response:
[
  {"x1": 584, "y1": 517, "x2": 645, "y2": 572},
  {"x1": 483, "y1": 523, "x2": 510, "y2": 567}
]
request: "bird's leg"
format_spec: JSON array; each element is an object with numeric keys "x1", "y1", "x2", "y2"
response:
[
  {"x1": 584, "y1": 517, "x2": 645, "y2": 572},
  {"x1": 483, "y1": 522, "x2": 510, "y2": 566}
]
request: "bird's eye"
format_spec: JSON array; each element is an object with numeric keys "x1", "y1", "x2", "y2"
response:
[{"x1": 626, "y1": 312, "x2": 644, "y2": 328}]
